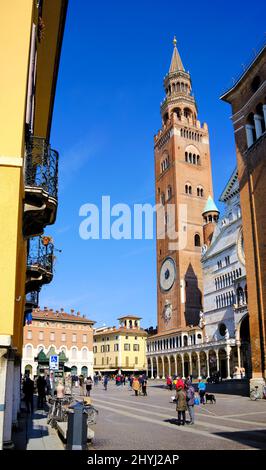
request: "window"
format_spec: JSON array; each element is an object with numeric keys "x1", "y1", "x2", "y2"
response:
[
  {"x1": 93, "y1": 346, "x2": 97, "y2": 353},
  {"x1": 72, "y1": 334, "x2": 77, "y2": 343},
  {"x1": 167, "y1": 185, "x2": 172, "y2": 200},
  {"x1": 27, "y1": 331, "x2": 32, "y2": 340},
  {"x1": 61, "y1": 333, "x2": 66, "y2": 342},
  {"x1": 185, "y1": 184, "x2": 192, "y2": 195},
  {"x1": 124, "y1": 344, "x2": 130, "y2": 351},
  {"x1": 72, "y1": 348, "x2": 77, "y2": 359},
  {"x1": 219, "y1": 323, "x2": 227, "y2": 337},
  {"x1": 133, "y1": 344, "x2": 139, "y2": 351},
  {"x1": 39, "y1": 331, "x2": 44, "y2": 340},
  {"x1": 26, "y1": 345, "x2": 32, "y2": 358},
  {"x1": 194, "y1": 234, "x2": 201, "y2": 247},
  {"x1": 135, "y1": 336, "x2": 138, "y2": 340},
  {"x1": 135, "y1": 357, "x2": 138, "y2": 365},
  {"x1": 83, "y1": 334, "x2": 87, "y2": 343},
  {"x1": 50, "y1": 332, "x2": 55, "y2": 342},
  {"x1": 106, "y1": 345, "x2": 110, "y2": 352},
  {"x1": 115, "y1": 335, "x2": 119, "y2": 340},
  {"x1": 82, "y1": 348, "x2": 87, "y2": 360},
  {"x1": 217, "y1": 260, "x2": 222, "y2": 269},
  {"x1": 94, "y1": 357, "x2": 96, "y2": 365},
  {"x1": 102, "y1": 357, "x2": 104, "y2": 365},
  {"x1": 114, "y1": 344, "x2": 119, "y2": 352},
  {"x1": 101, "y1": 345, "x2": 105, "y2": 353},
  {"x1": 225, "y1": 256, "x2": 230, "y2": 266},
  {"x1": 197, "y1": 186, "x2": 204, "y2": 197}
]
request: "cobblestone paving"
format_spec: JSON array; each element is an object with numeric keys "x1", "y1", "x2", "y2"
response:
[{"x1": 88, "y1": 381, "x2": 266, "y2": 450}]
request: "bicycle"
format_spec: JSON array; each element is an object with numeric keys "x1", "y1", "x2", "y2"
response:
[
  {"x1": 47, "y1": 395, "x2": 75, "y2": 428},
  {"x1": 83, "y1": 402, "x2": 99, "y2": 425},
  {"x1": 250, "y1": 385, "x2": 266, "y2": 401}
]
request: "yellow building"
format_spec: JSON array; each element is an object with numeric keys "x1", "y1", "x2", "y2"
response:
[
  {"x1": 0, "y1": 0, "x2": 68, "y2": 449},
  {"x1": 93, "y1": 316, "x2": 148, "y2": 375}
]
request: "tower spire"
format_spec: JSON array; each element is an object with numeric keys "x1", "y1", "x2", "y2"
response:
[{"x1": 169, "y1": 36, "x2": 185, "y2": 73}]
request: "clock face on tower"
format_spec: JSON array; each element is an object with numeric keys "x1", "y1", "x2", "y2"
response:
[{"x1": 160, "y1": 257, "x2": 176, "y2": 292}]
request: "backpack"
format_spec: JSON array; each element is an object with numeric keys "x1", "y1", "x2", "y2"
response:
[{"x1": 186, "y1": 387, "x2": 194, "y2": 401}]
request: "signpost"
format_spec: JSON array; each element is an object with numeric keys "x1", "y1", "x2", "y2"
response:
[{"x1": 49, "y1": 355, "x2": 59, "y2": 371}]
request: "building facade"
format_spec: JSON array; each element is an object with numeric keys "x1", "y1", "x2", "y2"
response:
[
  {"x1": 93, "y1": 316, "x2": 147, "y2": 375},
  {"x1": 201, "y1": 169, "x2": 251, "y2": 379},
  {"x1": 22, "y1": 308, "x2": 94, "y2": 378},
  {"x1": 147, "y1": 38, "x2": 214, "y2": 375},
  {"x1": 0, "y1": 0, "x2": 68, "y2": 449},
  {"x1": 221, "y1": 42, "x2": 266, "y2": 393}
]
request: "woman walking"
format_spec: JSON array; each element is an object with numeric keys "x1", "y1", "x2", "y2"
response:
[
  {"x1": 86, "y1": 376, "x2": 93, "y2": 397},
  {"x1": 132, "y1": 377, "x2": 140, "y2": 396}
]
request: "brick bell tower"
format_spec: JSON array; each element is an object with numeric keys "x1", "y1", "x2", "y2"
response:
[{"x1": 154, "y1": 37, "x2": 214, "y2": 334}]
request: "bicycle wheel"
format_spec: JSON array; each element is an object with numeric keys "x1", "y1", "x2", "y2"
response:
[{"x1": 250, "y1": 391, "x2": 258, "y2": 401}]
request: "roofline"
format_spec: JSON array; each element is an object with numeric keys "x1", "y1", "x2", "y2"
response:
[
  {"x1": 220, "y1": 42, "x2": 266, "y2": 102},
  {"x1": 117, "y1": 316, "x2": 142, "y2": 320},
  {"x1": 219, "y1": 167, "x2": 238, "y2": 202},
  {"x1": 31, "y1": 313, "x2": 95, "y2": 325}
]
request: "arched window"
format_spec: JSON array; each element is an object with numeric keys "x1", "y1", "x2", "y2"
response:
[
  {"x1": 185, "y1": 184, "x2": 192, "y2": 195},
  {"x1": 193, "y1": 154, "x2": 196, "y2": 164},
  {"x1": 197, "y1": 155, "x2": 200, "y2": 164},
  {"x1": 82, "y1": 348, "x2": 87, "y2": 360},
  {"x1": 189, "y1": 152, "x2": 192, "y2": 163},
  {"x1": 185, "y1": 151, "x2": 188, "y2": 162},
  {"x1": 167, "y1": 185, "x2": 172, "y2": 200},
  {"x1": 194, "y1": 234, "x2": 201, "y2": 247},
  {"x1": 26, "y1": 345, "x2": 32, "y2": 358},
  {"x1": 161, "y1": 192, "x2": 165, "y2": 205},
  {"x1": 72, "y1": 347, "x2": 77, "y2": 359},
  {"x1": 183, "y1": 336, "x2": 188, "y2": 346}
]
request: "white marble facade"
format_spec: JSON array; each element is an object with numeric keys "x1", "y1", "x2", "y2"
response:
[{"x1": 201, "y1": 168, "x2": 251, "y2": 378}]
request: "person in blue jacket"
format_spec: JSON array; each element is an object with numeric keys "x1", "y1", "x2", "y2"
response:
[{"x1": 198, "y1": 379, "x2": 206, "y2": 404}]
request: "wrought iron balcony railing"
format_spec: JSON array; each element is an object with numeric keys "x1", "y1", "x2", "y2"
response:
[
  {"x1": 24, "y1": 136, "x2": 59, "y2": 200},
  {"x1": 27, "y1": 236, "x2": 54, "y2": 275}
]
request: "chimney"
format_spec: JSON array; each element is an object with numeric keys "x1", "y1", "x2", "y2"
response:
[
  {"x1": 77, "y1": 311, "x2": 80, "y2": 316},
  {"x1": 44, "y1": 306, "x2": 48, "y2": 311},
  {"x1": 71, "y1": 309, "x2": 74, "y2": 314},
  {"x1": 60, "y1": 308, "x2": 64, "y2": 313}
]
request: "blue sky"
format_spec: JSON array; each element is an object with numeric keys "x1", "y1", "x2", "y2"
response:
[{"x1": 42, "y1": 0, "x2": 266, "y2": 328}]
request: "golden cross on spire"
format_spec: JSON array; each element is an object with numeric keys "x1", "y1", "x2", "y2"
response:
[{"x1": 173, "y1": 36, "x2": 177, "y2": 47}]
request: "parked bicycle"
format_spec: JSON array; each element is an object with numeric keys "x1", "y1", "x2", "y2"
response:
[
  {"x1": 47, "y1": 395, "x2": 75, "y2": 428},
  {"x1": 250, "y1": 385, "x2": 266, "y2": 401},
  {"x1": 83, "y1": 400, "x2": 99, "y2": 425}
]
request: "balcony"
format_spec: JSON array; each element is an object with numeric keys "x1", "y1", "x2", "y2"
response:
[
  {"x1": 26, "y1": 236, "x2": 54, "y2": 293},
  {"x1": 23, "y1": 136, "x2": 59, "y2": 238},
  {"x1": 25, "y1": 290, "x2": 39, "y2": 313}
]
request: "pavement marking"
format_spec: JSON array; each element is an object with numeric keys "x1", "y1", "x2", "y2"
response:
[
  {"x1": 93, "y1": 400, "x2": 264, "y2": 449},
  {"x1": 92, "y1": 394, "x2": 266, "y2": 429},
  {"x1": 93, "y1": 397, "x2": 266, "y2": 436},
  {"x1": 223, "y1": 411, "x2": 266, "y2": 418}
]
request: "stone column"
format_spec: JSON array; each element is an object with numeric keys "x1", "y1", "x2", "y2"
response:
[
  {"x1": 174, "y1": 356, "x2": 177, "y2": 376},
  {"x1": 12, "y1": 357, "x2": 21, "y2": 427},
  {"x1": 215, "y1": 350, "x2": 220, "y2": 373},
  {"x1": 263, "y1": 104, "x2": 266, "y2": 125},
  {"x1": 156, "y1": 357, "x2": 160, "y2": 379},
  {"x1": 206, "y1": 351, "x2": 210, "y2": 378},
  {"x1": 167, "y1": 356, "x2": 171, "y2": 377},
  {"x1": 226, "y1": 346, "x2": 232, "y2": 380},
  {"x1": 162, "y1": 357, "x2": 165, "y2": 380},
  {"x1": 254, "y1": 114, "x2": 263, "y2": 139},
  {"x1": 245, "y1": 124, "x2": 255, "y2": 147},
  {"x1": 196, "y1": 352, "x2": 201, "y2": 379},
  {"x1": 181, "y1": 354, "x2": 185, "y2": 378},
  {"x1": 188, "y1": 354, "x2": 192, "y2": 376},
  {"x1": 3, "y1": 350, "x2": 15, "y2": 449},
  {"x1": 150, "y1": 358, "x2": 154, "y2": 379},
  {"x1": 236, "y1": 341, "x2": 241, "y2": 369},
  {"x1": 0, "y1": 349, "x2": 8, "y2": 451}
]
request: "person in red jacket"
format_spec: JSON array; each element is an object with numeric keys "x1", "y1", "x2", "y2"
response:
[
  {"x1": 175, "y1": 376, "x2": 185, "y2": 390},
  {"x1": 166, "y1": 376, "x2": 173, "y2": 390}
]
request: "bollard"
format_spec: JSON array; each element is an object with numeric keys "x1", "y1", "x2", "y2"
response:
[{"x1": 66, "y1": 401, "x2": 87, "y2": 450}]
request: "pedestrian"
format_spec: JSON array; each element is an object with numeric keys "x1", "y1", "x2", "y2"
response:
[
  {"x1": 79, "y1": 375, "x2": 84, "y2": 396},
  {"x1": 175, "y1": 375, "x2": 185, "y2": 390},
  {"x1": 23, "y1": 375, "x2": 34, "y2": 414},
  {"x1": 185, "y1": 381, "x2": 195, "y2": 425},
  {"x1": 132, "y1": 377, "x2": 140, "y2": 396},
  {"x1": 93, "y1": 374, "x2": 98, "y2": 386},
  {"x1": 36, "y1": 375, "x2": 46, "y2": 409},
  {"x1": 176, "y1": 386, "x2": 187, "y2": 425},
  {"x1": 166, "y1": 376, "x2": 173, "y2": 390},
  {"x1": 142, "y1": 379, "x2": 148, "y2": 396},
  {"x1": 56, "y1": 379, "x2": 65, "y2": 398},
  {"x1": 103, "y1": 375, "x2": 108, "y2": 390},
  {"x1": 198, "y1": 378, "x2": 206, "y2": 404},
  {"x1": 86, "y1": 376, "x2": 93, "y2": 397}
]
